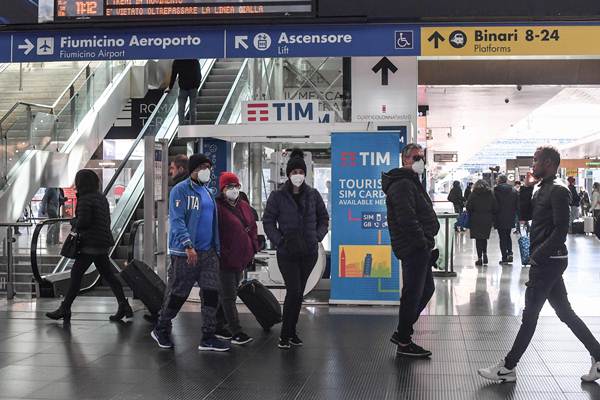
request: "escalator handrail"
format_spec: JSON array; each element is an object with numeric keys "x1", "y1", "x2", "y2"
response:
[
  {"x1": 30, "y1": 218, "x2": 72, "y2": 285},
  {"x1": 127, "y1": 219, "x2": 144, "y2": 263}
]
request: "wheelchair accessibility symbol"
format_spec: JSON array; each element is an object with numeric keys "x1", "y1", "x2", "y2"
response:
[{"x1": 394, "y1": 31, "x2": 414, "y2": 50}]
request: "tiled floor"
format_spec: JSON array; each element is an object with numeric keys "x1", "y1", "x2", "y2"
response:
[{"x1": 0, "y1": 233, "x2": 598, "y2": 399}]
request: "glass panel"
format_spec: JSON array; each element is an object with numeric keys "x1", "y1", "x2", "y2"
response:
[{"x1": 217, "y1": 63, "x2": 250, "y2": 124}]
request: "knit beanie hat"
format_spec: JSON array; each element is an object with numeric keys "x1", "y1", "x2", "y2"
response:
[
  {"x1": 286, "y1": 148, "x2": 307, "y2": 176},
  {"x1": 188, "y1": 153, "x2": 212, "y2": 173},
  {"x1": 219, "y1": 172, "x2": 240, "y2": 192}
]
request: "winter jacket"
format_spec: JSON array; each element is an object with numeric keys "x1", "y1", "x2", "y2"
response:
[
  {"x1": 168, "y1": 59, "x2": 201, "y2": 90},
  {"x1": 72, "y1": 192, "x2": 115, "y2": 254},
  {"x1": 520, "y1": 176, "x2": 569, "y2": 264},
  {"x1": 464, "y1": 186, "x2": 472, "y2": 202},
  {"x1": 493, "y1": 183, "x2": 518, "y2": 230},
  {"x1": 168, "y1": 178, "x2": 220, "y2": 256},
  {"x1": 382, "y1": 168, "x2": 440, "y2": 260},
  {"x1": 568, "y1": 185, "x2": 581, "y2": 207},
  {"x1": 40, "y1": 188, "x2": 60, "y2": 217},
  {"x1": 262, "y1": 181, "x2": 329, "y2": 256},
  {"x1": 447, "y1": 186, "x2": 465, "y2": 213},
  {"x1": 217, "y1": 195, "x2": 258, "y2": 271},
  {"x1": 466, "y1": 189, "x2": 497, "y2": 240}
]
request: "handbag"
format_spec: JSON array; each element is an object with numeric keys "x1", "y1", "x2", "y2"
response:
[{"x1": 60, "y1": 231, "x2": 80, "y2": 259}]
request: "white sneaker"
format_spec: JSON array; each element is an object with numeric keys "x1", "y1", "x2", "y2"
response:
[
  {"x1": 477, "y1": 360, "x2": 517, "y2": 383},
  {"x1": 581, "y1": 357, "x2": 600, "y2": 382}
]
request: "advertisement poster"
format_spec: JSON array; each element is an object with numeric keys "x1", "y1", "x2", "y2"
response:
[
  {"x1": 330, "y1": 131, "x2": 406, "y2": 304},
  {"x1": 201, "y1": 138, "x2": 231, "y2": 196}
]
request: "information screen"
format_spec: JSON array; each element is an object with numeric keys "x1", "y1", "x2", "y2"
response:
[{"x1": 54, "y1": 0, "x2": 313, "y2": 20}]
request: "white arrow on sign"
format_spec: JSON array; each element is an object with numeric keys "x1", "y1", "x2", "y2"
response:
[
  {"x1": 18, "y1": 39, "x2": 34, "y2": 55},
  {"x1": 235, "y1": 35, "x2": 248, "y2": 50}
]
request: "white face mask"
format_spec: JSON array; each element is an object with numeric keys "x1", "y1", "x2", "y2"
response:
[
  {"x1": 290, "y1": 174, "x2": 305, "y2": 187},
  {"x1": 412, "y1": 159, "x2": 425, "y2": 175},
  {"x1": 197, "y1": 169, "x2": 211, "y2": 184},
  {"x1": 225, "y1": 188, "x2": 240, "y2": 201}
]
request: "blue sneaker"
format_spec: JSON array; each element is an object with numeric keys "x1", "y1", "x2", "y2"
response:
[
  {"x1": 198, "y1": 336, "x2": 231, "y2": 352},
  {"x1": 151, "y1": 328, "x2": 173, "y2": 349}
]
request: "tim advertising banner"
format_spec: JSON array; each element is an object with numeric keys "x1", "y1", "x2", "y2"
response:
[{"x1": 330, "y1": 131, "x2": 406, "y2": 304}]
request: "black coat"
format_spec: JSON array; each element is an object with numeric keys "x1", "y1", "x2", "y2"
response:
[
  {"x1": 466, "y1": 189, "x2": 497, "y2": 240},
  {"x1": 520, "y1": 177, "x2": 569, "y2": 264},
  {"x1": 382, "y1": 168, "x2": 440, "y2": 260},
  {"x1": 262, "y1": 181, "x2": 329, "y2": 256},
  {"x1": 447, "y1": 186, "x2": 465, "y2": 212},
  {"x1": 493, "y1": 183, "x2": 518, "y2": 229},
  {"x1": 73, "y1": 192, "x2": 115, "y2": 253}
]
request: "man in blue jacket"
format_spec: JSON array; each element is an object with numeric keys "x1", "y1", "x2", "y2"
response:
[{"x1": 151, "y1": 154, "x2": 229, "y2": 352}]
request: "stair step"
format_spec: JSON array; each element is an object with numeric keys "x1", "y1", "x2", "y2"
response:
[{"x1": 197, "y1": 96, "x2": 227, "y2": 104}]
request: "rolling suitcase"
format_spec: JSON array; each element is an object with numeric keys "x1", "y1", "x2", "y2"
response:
[
  {"x1": 584, "y1": 216, "x2": 595, "y2": 234},
  {"x1": 518, "y1": 234, "x2": 530, "y2": 266},
  {"x1": 572, "y1": 219, "x2": 585, "y2": 234},
  {"x1": 238, "y1": 279, "x2": 282, "y2": 331},
  {"x1": 120, "y1": 260, "x2": 166, "y2": 317}
]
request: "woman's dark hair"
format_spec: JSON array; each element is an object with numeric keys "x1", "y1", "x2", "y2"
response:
[{"x1": 75, "y1": 169, "x2": 100, "y2": 195}]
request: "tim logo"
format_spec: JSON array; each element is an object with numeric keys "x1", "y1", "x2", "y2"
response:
[
  {"x1": 247, "y1": 103, "x2": 269, "y2": 122},
  {"x1": 341, "y1": 152, "x2": 391, "y2": 167}
]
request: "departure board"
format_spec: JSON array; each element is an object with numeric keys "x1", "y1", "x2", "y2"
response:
[{"x1": 54, "y1": 0, "x2": 313, "y2": 20}]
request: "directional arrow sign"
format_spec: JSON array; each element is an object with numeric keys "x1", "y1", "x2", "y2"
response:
[
  {"x1": 371, "y1": 57, "x2": 397, "y2": 86},
  {"x1": 234, "y1": 35, "x2": 248, "y2": 50},
  {"x1": 427, "y1": 31, "x2": 445, "y2": 49},
  {"x1": 18, "y1": 39, "x2": 34, "y2": 55}
]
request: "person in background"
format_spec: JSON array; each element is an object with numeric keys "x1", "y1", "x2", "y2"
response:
[
  {"x1": 580, "y1": 187, "x2": 591, "y2": 217},
  {"x1": 382, "y1": 143, "x2": 440, "y2": 358},
  {"x1": 478, "y1": 146, "x2": 600, "y2": 384},
  {"x1": 464, "y1": 182, "x2": 473, "y2": 202},
  {"x1": 567, "y1": 177, "x2": 581, "y2": 232},
  {"x1": 466, "y1": 180, "x2": 497, "y2": 266},
  {"x1": 46, "y1": 170, "x2": 132, "y2": 322},
  {"x1": 214, "y1": 172, "x2": 258, "y2": 346},
  {"x1": 166, "y1": 59, "x2": 201, "y2": 125},
  {"x1": 169, "y1": 154, "x2": 189, "y2": 187},
  {"x1": 263, "y1": 148, "x2": 329, "y2": 350},
  {"x1": 448, "y1": 181, "x2": 466, "y2": 232},
  {"x1": 494, "y1": 175, "x2": 519, "y2": 265},
  {"x1": 40, "y1": 187, "x2": 61, "y2": 245},
  {"x1": 592, "y1": 183, "x2": 600, "y2": 218},
  {"x1": 151, "y1": 154, "x2": 229, "y2": 352}
]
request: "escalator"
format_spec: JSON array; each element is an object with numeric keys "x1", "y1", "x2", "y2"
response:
[{"x1": 31, "y1": 59, "x2": 249, "y2": 297}]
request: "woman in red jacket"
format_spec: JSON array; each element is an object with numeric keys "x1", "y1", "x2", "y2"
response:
[{"x1": 214, "y1": 172, "x2": 259, "y2": 345}]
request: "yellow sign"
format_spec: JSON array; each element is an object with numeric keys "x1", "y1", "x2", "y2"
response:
[{"x1": 421, "y1": 26, "x2": 600, "y2": 56}]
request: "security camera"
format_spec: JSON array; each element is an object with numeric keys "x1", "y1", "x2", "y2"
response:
[
  {"x1": 516, "y1": 85, "x2": 522, "y2": 91},
  {"x1": 504, "y1": 98, "x2": 510, "y2": 104}
]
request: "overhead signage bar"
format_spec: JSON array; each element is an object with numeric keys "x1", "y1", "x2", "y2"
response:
[{"x1": 6, "y1": 23, "x2": 600, "y2": 62}]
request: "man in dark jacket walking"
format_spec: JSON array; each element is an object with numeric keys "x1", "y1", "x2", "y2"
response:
[
  {"x1": 494, "y1": 175, "x2": 519, "y2": 264},
  {"x1": 383, "y1": 143, "x2": 440, "y2": 358},
  {"x1": 479, "y1": 146, "x2": 600, "y2": 383},
  {"x1": 567, "y1": 177, "x2": 581, "y2": 232},
  {"x1": 166, "y1": 59, "x2": 201, "y2": 125}
]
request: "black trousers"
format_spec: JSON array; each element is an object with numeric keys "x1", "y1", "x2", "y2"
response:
[
  {"x1": 498, "y1": 229, "x2": 513, "y2": 260},
  {"x1": 475, "y1": 239, "x2": 488, "y2": 259},
  {"x1": 277, "y1": 251, "x2": 318, "y2": 339},
  {"x1": 505, "y1": 258, "x2": 600, "y2": 369},
  {"x1": 63, "y1": 253, "x2": 126, "y2": 309},
  {"x1": 397, "y1": 248, "x2": 435, "y2": 343}
]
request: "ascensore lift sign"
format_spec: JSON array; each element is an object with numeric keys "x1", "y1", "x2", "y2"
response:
[{"x1": 421, "y1": 25, "x2": 600, "y2": 57}]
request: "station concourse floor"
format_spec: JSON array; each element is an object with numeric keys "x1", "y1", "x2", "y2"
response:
[{"x1": 0, "y1": 234, "x2": 599, "y2": 399}]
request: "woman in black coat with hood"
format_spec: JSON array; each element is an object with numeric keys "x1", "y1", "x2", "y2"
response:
[
  {"x1": 263, "y1": 149, "x2": 329, "y2": 350},
  {"x1": 46, "y1": 169, "x2": 132, "y2": 323},
  {"x1": 466, "y1": 179, "x2": 498, "y2": 266}
]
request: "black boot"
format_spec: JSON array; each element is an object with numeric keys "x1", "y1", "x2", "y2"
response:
[
  {"x1": 46, "y1": 302, "x2": 71, "y2": 323},
  {"x1": 483, "y1": 253, "x2": 489, "y2": 265},
  {"x1": 110, "y1": 299, "x2": 133, "y2": 322}
]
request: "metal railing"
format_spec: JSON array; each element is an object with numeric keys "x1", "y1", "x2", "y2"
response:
[
  {"x1": 215, "y1": 59, "x2": 249, "y2": 125},
  {"x1": 0, "y1": 222, "x2": 33, "y2": 299},
  {"x1": 30, "y1": 218, "x2": 72, "y2": 293}
]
